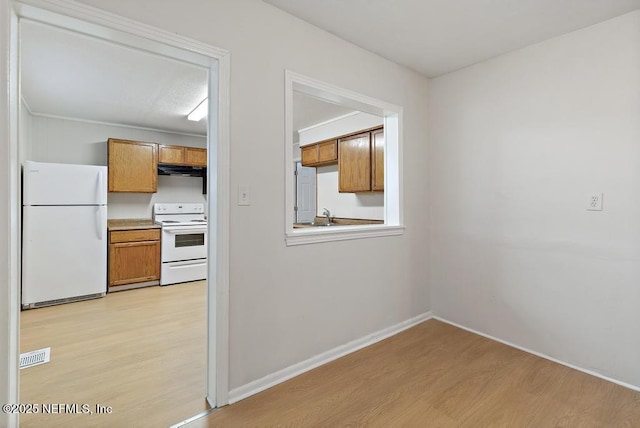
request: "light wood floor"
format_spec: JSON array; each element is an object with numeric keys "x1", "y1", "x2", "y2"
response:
[
  {"x1": 188, "y1": 320, "x2": 640, "y2": 427},
  {"x1": 20, "y1": 281, "x2": 209, "y2": 428}
]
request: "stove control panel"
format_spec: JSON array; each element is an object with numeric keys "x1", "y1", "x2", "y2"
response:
[{"x1": 154, "y1": 203, "x2": 205, "y2": 215}]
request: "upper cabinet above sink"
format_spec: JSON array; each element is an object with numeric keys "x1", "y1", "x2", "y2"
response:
[
  {"x1": 301, "y1": 126, "x2": 384, "y2": 193},
  {"x1": 301, "y1": 140, "x2": 338, "y2": 167}
]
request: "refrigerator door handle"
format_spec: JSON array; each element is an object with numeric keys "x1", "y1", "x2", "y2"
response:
[
  {"x1": 96, "y1": 207, "x2": 105, "y2": 240},
  {"x1": 97, "y1": 169, "x2": 105, "y2": 203}
]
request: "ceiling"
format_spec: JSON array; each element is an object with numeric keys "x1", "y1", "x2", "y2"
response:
[
  {"x1": 21, "y1": 20, "x2": 209, "y2": 136},
  {"x1": 264, "y1": 0, "x2": 640, "y2": 77},
  {"x1": 293, "y1": 92, "x2": 356, "y2": 138},
  {"x1": 21, "y1": 2, "x2": 640, "y2": 136},
  {"x1": 21, "y1": 19, "x2": 355, "y2": 138}
]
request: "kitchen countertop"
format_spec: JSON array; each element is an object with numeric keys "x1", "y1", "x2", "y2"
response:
[{"x1": 107, "y1": 218, "x2": 160, "y2": 231}]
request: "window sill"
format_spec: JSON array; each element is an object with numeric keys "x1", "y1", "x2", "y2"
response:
[{"x1": 285, "y1": 224, "x2": 405, "y2": 246}]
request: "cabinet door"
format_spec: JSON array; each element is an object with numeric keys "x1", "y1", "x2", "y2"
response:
[
  {"x1": 317, "y1": 140, "x2": 338, "y2": 164},
  {"x1": 371, "y1": 128, "x2": 384, "y2": 191},
  {"x1": 301, "y1": 145, "x2": 319, "y2": 166},
  {"x1": 185, "y1": 147, "x2": 207, "y2": 166},
  {"x1": 158, "y1": 145, "x2": 185, "y2": 164},
  {"x1": 109, "y1": 241, "x2": 160, "y2": 286},
  {"x1": 338, "y1": 132, "x2": 371, "y2": 192},
  {"x1": 108, "y1": 139, "x2": 158, "y2": 193}
]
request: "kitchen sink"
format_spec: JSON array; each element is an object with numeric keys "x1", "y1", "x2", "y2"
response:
[
  {"x1": 293, "y1": 222, "x2": 336, "y2": 228},
  {"x1": 311, "y1": 222, "x2": 334, "y2": 227}
]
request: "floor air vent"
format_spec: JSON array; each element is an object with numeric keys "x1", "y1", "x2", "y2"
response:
[{"x1": 19, "y1": 347, "x2": 51, "y2": 369}]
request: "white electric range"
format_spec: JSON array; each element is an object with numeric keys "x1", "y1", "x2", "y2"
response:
[{"x1": 153, "y1": 203, "x2": 207, "y2": 286}]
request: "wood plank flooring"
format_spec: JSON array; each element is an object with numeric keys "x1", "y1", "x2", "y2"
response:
[
  {"x1": 19, "y1": 281, "x2": 208, "y2": 428},
  {"x1": 188, "y1": 320, "x2": 640, "y2": 427},
  {"x1": 20, "y1": 286, "x2": 640, "y2": 428}
]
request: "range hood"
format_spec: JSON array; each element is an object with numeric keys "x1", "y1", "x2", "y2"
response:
[
  {"x1": 157, "y1": 164, "x2": 207, "y2": 194},
  {"x1": 157, "y1": 164, "x2": 206, "y2": 177}
]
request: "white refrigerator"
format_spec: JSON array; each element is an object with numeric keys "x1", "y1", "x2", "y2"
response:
[{"x1": 22, "y1": 161, "x2": 108, "y2": 309}]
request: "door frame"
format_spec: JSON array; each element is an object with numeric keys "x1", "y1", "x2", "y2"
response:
[{"x1": 1, "y1": 0, "x2": 230, "y2": 423}]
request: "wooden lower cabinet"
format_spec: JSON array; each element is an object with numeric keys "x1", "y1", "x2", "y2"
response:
[{"x1": 108, "y1": 229, "x2": 161, "y2": 289}]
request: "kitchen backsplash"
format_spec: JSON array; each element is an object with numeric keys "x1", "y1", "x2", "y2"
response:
[{"x1": 107, "y1": 175, "x2": 206, "y2": 219}]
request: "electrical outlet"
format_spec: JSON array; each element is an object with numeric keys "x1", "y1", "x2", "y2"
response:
[{"x1": 587, "y1": 193, "x2": 603, "y2": 211}]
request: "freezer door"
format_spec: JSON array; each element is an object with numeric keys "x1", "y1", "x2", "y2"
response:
[
  {"x1": 23, "y1": 161, "x2": 107, "y2": 206},
  {"x1": 22, "y1": 205, "x2": 107, "y2": 306}
]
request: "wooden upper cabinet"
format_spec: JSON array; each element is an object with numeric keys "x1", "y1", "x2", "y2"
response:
[
  {"x1": 318, "y1": 141, "x2": 338, "y2": 164},
  {"x1": 371, "y1": 128, "x2": 384, "y2": 191},
  {"x1": 301, "y1": 126, "x2": 383, "y2": 193},
  {"x1": 185, "y1": 147, "x2": 207, "y2": 166},
  {"x1": 158, "y1": 145, "x2": 184, "y2": 164},
  {"x1": 158, "y1": 144, "x2": 207, "y2": 167},
  {"x1": 338, "y1": 132, "x2": 371, "y2": 193},
  {"x1": 108, "y1": 138, "x2": 158, "y2": 193},
  {"x1": 301, "y1": 140, "x2": 337, "y2": 167},
  {"x1": 301, "y1": 145, "x2": 319, "y2": 166}
]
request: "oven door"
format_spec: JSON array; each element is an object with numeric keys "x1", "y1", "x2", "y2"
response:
[{"x1": 161, "y1": 225, "x2": 207, "y2": 262}]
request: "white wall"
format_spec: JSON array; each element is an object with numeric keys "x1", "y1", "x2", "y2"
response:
[
  {"x1": 29, "y1": 115, "x2": 206, "y2": 165},
  {"x1": 298, "y1": 111, "x2": 383, "y2": 146},
  {"x1": 292, "y1": 142, "x2": 300, "y2": 161},
  {"x1": 317, "y1": 165, "x2": 384, "y2": 220},
  {"x1": 72, "y1": 0, "x2": 431, "y2": 392},
  {"x1": 429, "y1": 11, "x2": 640, "y2": 388},
  {"x1": 28, "y1": 114, "x2": 207, "y2": 219}
]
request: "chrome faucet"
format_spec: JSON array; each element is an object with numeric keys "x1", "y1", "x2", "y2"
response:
[{"x1": 322, "y1": 208, "x2": 331, "y2": 224}]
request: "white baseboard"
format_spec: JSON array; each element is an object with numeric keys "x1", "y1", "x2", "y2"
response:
[
  {"x1": 433, "y1": 316, "x2": 640, "y2": 393},
  {"x1": 228, "y1": 311, "x2": 434, "y2": 404}
]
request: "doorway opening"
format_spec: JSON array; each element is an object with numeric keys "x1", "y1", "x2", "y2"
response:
[
  {"x1": 295, "y1": 161, "x2": 317, "y2": 224},
  {"x1": 8, "y1": 1, "x2": 230, "y2": 425}
]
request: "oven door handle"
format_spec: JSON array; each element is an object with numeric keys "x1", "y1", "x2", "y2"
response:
[
  {"x1": 163, "y1": 226, "x2": 208, "y2": 234},
  {"x1": 167, "y1": 261, "x2": 207, "y2": 269}
]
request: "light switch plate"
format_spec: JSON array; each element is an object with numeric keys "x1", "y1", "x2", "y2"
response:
[
  {"x1": 587, "y1": 193, "x2": 603, "y2": 211},
  {"x1": 238, "y1": 185, "x2": 251, "y2": 206}
]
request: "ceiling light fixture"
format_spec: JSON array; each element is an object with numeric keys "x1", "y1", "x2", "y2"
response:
[{"x1": 187, "y1": 98, "x2": 208, "y2": 122}]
